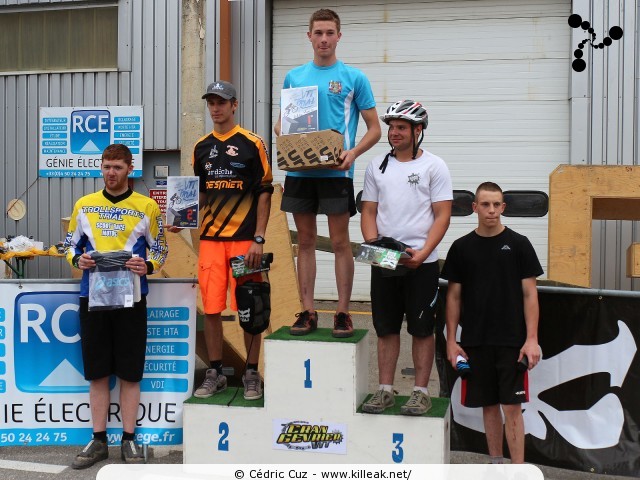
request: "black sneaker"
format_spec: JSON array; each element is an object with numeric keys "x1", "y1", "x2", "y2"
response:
[
  {"x1": 290, "y1": 310, "x2": 318, "y2": 336},
  {"x1": 332, "y1": 312, "x2": 354, "y2": 338},
  {"x1": 121, "y1": 439, "x2": 146, "y2": 464},
  {"x1": 71, "y1": 438, "x2": 108, "y2": 469}
]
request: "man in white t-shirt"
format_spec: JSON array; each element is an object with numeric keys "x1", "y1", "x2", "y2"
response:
[{"x1": 360, "y1": 100, "x2": 453, "y2": 415}]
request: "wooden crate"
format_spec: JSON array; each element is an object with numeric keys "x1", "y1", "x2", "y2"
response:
[
  {"x1": 626, "y1": 243, "x2": 640, "y2": 277},
  {"x1": 548, "y1": 165, "x2": 640, "y2": 287}
]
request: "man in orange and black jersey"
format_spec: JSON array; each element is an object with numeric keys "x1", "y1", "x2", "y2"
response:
[{"x1": 189, "y1": 80, "x2": 273, "y2": 401}]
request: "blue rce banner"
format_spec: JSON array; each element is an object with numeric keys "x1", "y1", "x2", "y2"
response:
[{"x1": 1, "y1": 282, "x2": 195, "y2": 446}]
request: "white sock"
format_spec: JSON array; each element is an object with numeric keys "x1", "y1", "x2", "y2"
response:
[
  {"x1": 414, "y1": 386, "x2": 429, "y2": 395},
  {"x1": 490, "y1": 456, "x2": 504, "y2": 464},
  {"x1": 379, "y1": 384, "x2": 393, "y2": 392}
]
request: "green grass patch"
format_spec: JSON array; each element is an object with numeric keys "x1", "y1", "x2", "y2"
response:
[
  {"x1": 267, "y1": 326, "x2": 367, "y2": 344},
  {"x1": 185, "y1": 387, "x2": 264, "y2": 408}
]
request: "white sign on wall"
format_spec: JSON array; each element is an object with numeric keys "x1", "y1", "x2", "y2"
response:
[
  {"x1": 39, "y1": 106, "x2": 144, "y2": 178},
  {"x1": 0, "y1": 280, "x2": 196, "y2": 446}
]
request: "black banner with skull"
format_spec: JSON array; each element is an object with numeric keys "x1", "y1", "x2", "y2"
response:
[{"x1": 436, "y1": 288, "x2": 640, "y2": 476}]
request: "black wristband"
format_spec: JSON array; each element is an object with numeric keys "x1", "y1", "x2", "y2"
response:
[
  {"x1": 72, "y1": 254, "x2": 81, "y2": 269},
  {"x1": 145, "y1": 261, "x2": 154, "y2": 275}
]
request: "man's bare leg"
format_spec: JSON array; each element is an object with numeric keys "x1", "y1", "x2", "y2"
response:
[
  {"x1": 502, "y1": 403, "x2": 525, "y2": 463},
  {"x1": 377, "y1": 334, "x2": 400, "y2": 385},
  {"x1": 412, "y1": 334, "x2": 434, "y2": 388},
  {"x1": 89, "y1": 377, "x2": 110, "y2": 432},
  {"x1": 328, "y1": 211, "x2": 353, "y2": 313},
  {"x1": 293, "y1": 212, "x2": 318, "y2": 312},
  {"x1": 483, "y1": 404, "x2": 504, "y2": 457}
]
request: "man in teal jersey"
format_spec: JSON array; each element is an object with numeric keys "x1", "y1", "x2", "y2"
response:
[{"x1": 275, "y1": 8, "x2": 381, "y2": 338}]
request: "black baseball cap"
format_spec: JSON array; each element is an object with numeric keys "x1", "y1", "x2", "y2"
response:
[{"x1": 202, "y1": 80, "x2": 237, "y2": 100}]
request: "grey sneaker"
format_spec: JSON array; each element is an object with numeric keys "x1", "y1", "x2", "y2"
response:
[
  {"x1": 400, "y1": 390, "x2": 432, "y2": 416},
  {"x1": 121, "y1": 439, "x2": 146, "y2": 464},
  {"x1": 242, "y1": 369, "x2": 263, "y2": 400},
  {"x1": 362, "y1": 389, "x2": 395, "y2": 414},
  {"x1": 71, "y1": 438, "x2": 108, "y2": 469},
  {"x1": 194, "y1": 369, "x2": 227, "y2": 398}
]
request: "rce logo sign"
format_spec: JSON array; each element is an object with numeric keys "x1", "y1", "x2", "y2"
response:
[
  {"x1": 14, "y1": 292, "x2": 86, "y2": 393},
  {"x1": 70, "y1": 109, "x2": 111, "y2": 154},
  {"x1": 19, "y1": 302, "x2": 79, "y2": 344}
]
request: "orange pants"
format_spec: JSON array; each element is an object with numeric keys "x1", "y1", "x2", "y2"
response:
[{"x1": 198, "y1": 239, "x2": 262, "y2": 314}]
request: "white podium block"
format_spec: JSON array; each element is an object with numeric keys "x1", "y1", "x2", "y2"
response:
[
  {"x1": 183, "y1": 327, "x2": 450, "y2": 464},
  {"x1": 347, "y1": 411, "x2": 450, "y2": 463},
  {"x1": 183, "y1": 399, "x2": 268, "y2": 463},
  {"x1": 264, "y1": 326, "x2": 369, "y2": 417}
]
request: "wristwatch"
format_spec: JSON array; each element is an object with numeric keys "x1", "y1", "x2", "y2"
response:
[{"x1": 253, "y1": 235, "x2": 265, "y2": 244}]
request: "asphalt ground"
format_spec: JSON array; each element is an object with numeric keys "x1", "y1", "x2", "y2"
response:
[{"x1": 0, "y1": 301, "x2": 634, "y2": 479}]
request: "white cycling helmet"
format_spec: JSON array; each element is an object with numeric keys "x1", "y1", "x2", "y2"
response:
[{"x1": 380, "y1": 100, "x2": 428, "y2": 129}]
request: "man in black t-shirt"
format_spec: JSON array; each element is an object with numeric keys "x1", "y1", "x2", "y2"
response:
[{"x1": 441, "y1": 181, "x2": 543, "y2": 464}]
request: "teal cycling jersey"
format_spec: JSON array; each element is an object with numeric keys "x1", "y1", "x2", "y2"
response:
[{"x1": 282, "y1": 60, "x2": 376, "y2": 179}]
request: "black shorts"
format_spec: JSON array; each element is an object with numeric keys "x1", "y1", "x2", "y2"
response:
[
  {"x1": 281, "y1": 176, "x2": 356, "y2": 217},
  {"x1": 460, "y1": 345, "x2": 528, "y2": 407},
  {"x1": 79, "y1": 296, "x2": 148, "y2": 382},
  {"x1": 370, "y1": 261, "x2": 439, "y2": 337}
]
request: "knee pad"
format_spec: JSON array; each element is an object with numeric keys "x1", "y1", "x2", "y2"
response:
[{"x1": 235, "y1": 281, "x2": 271, "y2": 335}]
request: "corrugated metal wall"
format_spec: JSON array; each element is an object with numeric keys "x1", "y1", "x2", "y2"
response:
[
  {"x1": 570, "y1": 0, "x2": 639, "y2": 290},
  {"x1": 204, "y1": 0, "x2": 272, "y2": 142},
  {"x1": 0, "y1": 0, "x2": 86, "y2": 5},
  {"x1": 0, "y1": 0, "x2": 181, "y2": 279}
]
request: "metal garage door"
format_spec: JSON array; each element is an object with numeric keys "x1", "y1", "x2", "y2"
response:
[{"x1": 272, "y1": 0, "x2": 570, "y2": 300}]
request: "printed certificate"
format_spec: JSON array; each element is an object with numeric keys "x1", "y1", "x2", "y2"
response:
[
  {"x1": 166, "y1": 176, "x2": 199, "y2": 229},
  {"x1": 280, "y1": 86, "x2": 318, "y2": 135}
]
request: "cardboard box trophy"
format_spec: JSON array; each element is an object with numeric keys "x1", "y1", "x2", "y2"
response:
[
  {"x1": 276, "y1": 129, "x2": 344, "y2": 171},
  {"x1": 277, "y1": 86, "x2": 344, "y2": 171}
]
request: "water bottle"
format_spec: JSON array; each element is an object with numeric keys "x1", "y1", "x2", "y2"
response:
[{"x1": 456, "y1": 355, "x2": 471, "y2": 378}]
